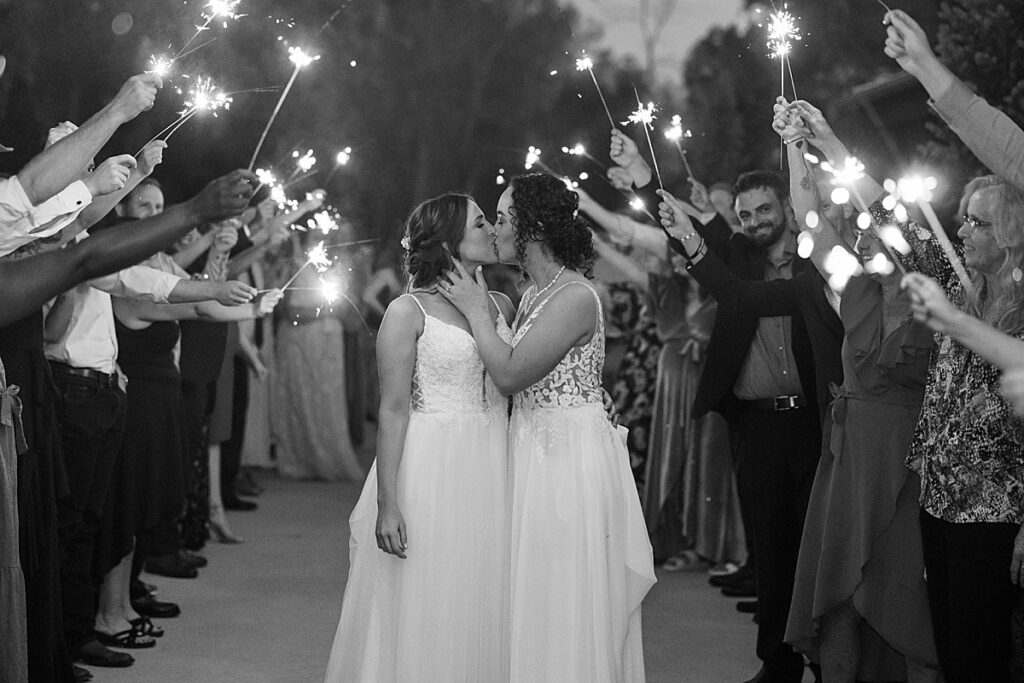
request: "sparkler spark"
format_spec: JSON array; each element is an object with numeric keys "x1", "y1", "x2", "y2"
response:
[
  {"x1": 821, "y1": 156, "x2": 866, "y2": 186},
  {"x1": 183, "y1": 76, "x2": 231, "y2": 115},
  {"x1": 307, "y1": 241, "x2": 332, "y2": 272},
  {"x1": 294, "y1": 149, "x2": 317, "y2": 173},
  {"x1": 288, "y1": 46, "x2": 321, "y2": 69},
  {"x1": 255, "y1": 168, "x2": 278, "y2": 187},
  {"x1": 575, "y1": 56, "x2": 594, "y2": 71},
  {"x1": 148, "y1": 55, "x2": 173, "y2": 77},
  {"x1": 335, "y1": 147, "x2": 352, "y2": 165},
  {"x1": 766, "y1": 8, "x2": 802, "y2": 60},
  {"x1": 312, "y1": 210, "x2": 338, "y2": 234},
  {"x1": 525, "y1": 146, "x2": 542, "y2": 170},
  {"x1": 319, "y1": 278, "x2": 340, "y2": 304},
  {"x1": 664, "y1": 114, "x2": 691, "y2": 143},
  {"x1": 624, "y1": 101, "x2": 657, "y2": 130},
  {"x1": 575, "y1": 51, "x2": 616, "y2": 129}
]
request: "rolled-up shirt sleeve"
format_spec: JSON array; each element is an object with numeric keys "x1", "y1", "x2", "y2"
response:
[
  {"x1": 88, "y1": 265, "x2": 181, "y2": 303},
  {"x1": 931, "y1": 79, "x2": 1024, "y2": 192}
]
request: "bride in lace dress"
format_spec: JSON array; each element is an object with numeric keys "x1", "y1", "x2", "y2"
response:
[
  {"x1": 324, "y1": 194, "x2": 515, "y2": 683},
  {"x1": 441, "y1": 174, "x2": 656, "y2": 683}
]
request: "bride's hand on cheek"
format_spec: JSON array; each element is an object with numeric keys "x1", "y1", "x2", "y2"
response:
[{"x1": 438, "y1": 259, "x2": 490, "y2": 319}]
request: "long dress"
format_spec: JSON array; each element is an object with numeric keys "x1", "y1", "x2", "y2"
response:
[
  {"x1": 324, "y1": 294, "x2": 511, "y2": 683},
  {"x1": 786, "y1": 274, "x2": 939, "y2": 678},
  {"x1": 508, "y1": 281, "x2": 655, "y2": 683},
  {"x1": 0, "y1": 312, "x2": 73, "y2": 682},
  {"x1": 0, "y1": 357, "x2": 28, "y2": 683},
  {"x1": 274, "y1": 264, "x2": 363, "y2": 482},
  {"x1": 642, "y1": 273, "x2": 744, "y2": 566}
]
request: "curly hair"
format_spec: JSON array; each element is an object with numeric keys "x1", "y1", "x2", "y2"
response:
[
  {"x1": 509, "y1": 173, "x2": 594, "y2": 277},
  {"x1": 402, "y1": 192, "x2": 471, "y2": 289},
  {"x1": 958, "y1": 176, "x2": 1024, "y2": 334}
]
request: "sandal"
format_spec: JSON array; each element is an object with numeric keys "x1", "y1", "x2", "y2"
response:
[
  {"x1": 662, "y1": 550, "x2": 710, "y2": 573},
  {"x1": 130, "y1": 616, "x2": 164, "y2": 638},
  {"x1": 94, "y1": 625, "x2": 157, "y2": 649}
]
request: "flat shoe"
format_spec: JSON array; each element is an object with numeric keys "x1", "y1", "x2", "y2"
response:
[
  {"x1": 73, "y1": 640, "x2": 134, "y2": 667},
  {"x1": 73, "y1": 664, "x2": 93, "y2": 681},
  {"x1": 95, "y1": 626, "x2": 157, "y2": 649}
]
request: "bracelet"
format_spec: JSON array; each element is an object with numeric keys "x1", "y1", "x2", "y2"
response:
[{"x1": 783, "y1": 136, "x2": 806, "y2": 146}]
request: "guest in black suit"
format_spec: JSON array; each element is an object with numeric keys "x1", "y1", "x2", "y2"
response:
[{"x1": 612, "y1": 131, "x2": 840, "y2": 683}]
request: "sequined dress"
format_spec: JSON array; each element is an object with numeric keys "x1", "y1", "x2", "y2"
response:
[
  {"x1": 324, "y1": 294, "x2": 511, "y2": 683},
  {"x1": 508, "y1": 282, "x2": 655, "y2": 683}
]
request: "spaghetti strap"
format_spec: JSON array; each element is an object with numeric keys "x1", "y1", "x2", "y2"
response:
[
  {"x1": 398, "y1": 292, "x2": 427, "y2": 318},
  {"x1": 487, "y1": 292, "x2": 509, "y2": 326}
]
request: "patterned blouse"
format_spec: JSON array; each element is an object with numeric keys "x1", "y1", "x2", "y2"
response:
[{"x1": 889, "y1": 206, "x2": 1024, "y2": 523}]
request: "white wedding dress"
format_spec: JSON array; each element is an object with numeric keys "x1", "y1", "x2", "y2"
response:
[
  {"x1": 508, "y1": 281, "x2": 656, "y2": 683},
  {"x1": 324, "y1": 294, "x2": 511, "y2": 683}
]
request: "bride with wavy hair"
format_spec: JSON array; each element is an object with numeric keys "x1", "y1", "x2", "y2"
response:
[{"x1": 324, "y1": 192, "x2": 514, "y2": 683}]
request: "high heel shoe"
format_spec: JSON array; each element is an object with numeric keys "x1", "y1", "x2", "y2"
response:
[{"x1": 208, "y1": 505, "x2": 243, "y2": 544}]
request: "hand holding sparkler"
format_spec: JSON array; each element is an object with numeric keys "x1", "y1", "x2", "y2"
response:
[
  {"x1": 625, "y1": 96, "x2": 664, "y2": 191},
  {"x1": 610, "y1": 129, "x2": 652, "y2": 188},
  {"x1": 883, "y1": 11, "x2": 941, "y2": 81},
  {"x1": 136, "y1": 140, "x2": 168, "y2": 177},
  {"x1": 210, "y1": 279, "x2": 258, "y2": 306},
  {"x1": 901, "y1": 271, "x2": 965, "y2": 334},
  {"x1": 254, "y1": 288, "x2": 284, "y2": 317},
  {"x1": 107, "y1": 73, "x2": 163, "y2": 124},
  {"x1": 188, "y1": 169, "x2": 258, "y2": 222},
  {"x1": 83, "y1": 155, "x2": 137, "y2": 197},
  {"x1": 656, "y1": 189, "x2": 703, "y2": 255}
]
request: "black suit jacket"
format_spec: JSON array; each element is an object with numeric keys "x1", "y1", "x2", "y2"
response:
[{"x1": 636, "y1": 182, "x2": 843, "y2": 420}]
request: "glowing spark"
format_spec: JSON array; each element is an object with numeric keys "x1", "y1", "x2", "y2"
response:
[
  {"x1": 765, "y1": 7, "x2": 802, "y2": 60},
  {"x1": 496, "y1": 174, "x2": 506, "y2": 185},
  {"x1": 206, "y1": 0, "x2": 242, "y2": 21},
  {"x1": 664, "y1": 114, "x2": 691, "y2": 142},
  {"x1": 895, "y1": 175, "x2": 932, "y2": 204},
  {"x1": 805, "y1": 210, "x2": 820, "y2": 229},
  {"x1": 148, "y1": 55, "x2": 173, "y2": 77},
  {"x1": 865, "y1": 253, "x2": 895, "y2": 275},
  {"x1": 312, "y1": 210, "x2": 338, "y2": 234},
  {"x1": 288, "y1": 46, "x2": 320, "y2": 69},
  {"x1": 294, "y1": 149, "x2": 317, "y2": 172},
  {"x1": 857, "y1": 212, "x2": 872, "y2": 230},
  {"x1": 255, "y1": 168, "x2": 277, "y2": 187},
  {"x1": 569, "y1": 143, "x2": 586, "y2": 156},
  {"x1": 630, "y1": 197, "x2": 645, "y2": 211},
  {"x1": 575, "y1": 56, "x2": 594, "y2": 71},
  {"x1": 335, "y1": 148, "x2": 352, "y2": 166},
  {"x1": 823, "y1": 245, "x2": 862, "y2": 292},
  {"x1": 525, "y1": 146, "x2": 542, "y2": 170},
  {"x1": 821, "y1": 156, "x2": 865, "y2": 186},
  {"x1": 307, "y1": 241, "x2": 331, "y2": 272},
  {"x1": 319, "y1": 278, "x2": 340, "y2": 304},
  {"x1": 624, "y1": 102, "x2": 657, "y2": 130},
  {"x1": 804, "y1": 152, "x2": 820, "y2": 165},
  {"x1": 882, "y1": 195, "x2": 898, "y2": 211},
  {"x1": 579, "y1": 172, "x2": 589, "y2": 180},
  {"x1": 270, "y1": 185, "x2": 288, "y2": 207},
  {"x1": 183, "y1": 76, "x2": 231, "y2": 115}
]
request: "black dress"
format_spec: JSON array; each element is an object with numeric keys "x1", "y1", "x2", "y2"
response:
[
  {"x1": 96, "y1": 318, "x2": 185, "y2": 574},
  {"x1": 0, "y1": 311, "x2": 74, "y2": 682}
]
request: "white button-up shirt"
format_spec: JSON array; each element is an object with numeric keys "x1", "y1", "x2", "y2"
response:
[
  {"x1": 0, "y1": 176, "x2": 92, "y2": 257},
  {"x1": 44, "y1": 264, "x2": 181, "y2": 374}
]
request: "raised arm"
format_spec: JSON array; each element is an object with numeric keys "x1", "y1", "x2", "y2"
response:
[
  {"x1": 112, "y1": 289, "x2": 280, "y2": 326},
  {"x1": 576, "y1": 186, "x2": 667, "y2": 253},
  {"x1": 17, "y1": 73, "x2": 161, "y2": 205},
  {"x1": 885, "y1": 10, "x2": 1024, "y2": 191},
  {"x1": 903, "y1": 271, "x2": 1024, "y2": 371},
  {"x1": 657, "y1": 189, "x2": 801, "y2": 316},
  {"x1": 0, "y1": 169, "x2": 257, "y2": 326},
  {"x1": 592, "y1": 234, "x2": 652, "y2": 290},
  {"x1": 440, "y1": 263, "x2": 597, "y2": 396}
]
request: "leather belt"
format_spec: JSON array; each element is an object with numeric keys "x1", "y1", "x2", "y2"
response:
[
  {"x1": 744, "y1": 394, "x2": 807, "y2": 412},
  {"x1": 49, "y1": 362, "x2": 119, "y2": 388}
]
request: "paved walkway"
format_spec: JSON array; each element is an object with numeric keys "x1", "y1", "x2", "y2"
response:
[{"x1": 91, "y1": 475, "x2": 797, "y2": 683}]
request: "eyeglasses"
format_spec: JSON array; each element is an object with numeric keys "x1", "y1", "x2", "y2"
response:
[{"x1": 961, "y1": 214, "x2": 993, "y2": 229}]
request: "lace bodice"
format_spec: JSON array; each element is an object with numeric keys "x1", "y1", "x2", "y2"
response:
[
  {"x1": 512, "y1": 282, "x2": 605, "y2": 410},
  {"x1": 405, "y1": 295, "x2": 511, "y2": 416}
]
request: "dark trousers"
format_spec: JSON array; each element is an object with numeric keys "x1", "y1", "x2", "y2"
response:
[
  {"x1": 919, "y1": 510, "x2": 1019, "y2": 683},
  {"x1": 726, "y1": 424, "x2": 757, "y2": 573},
  {"x1": 219, "y1": 356, "x2": 249, "y2": 501},
  {"x1": 51, "y1": 369, "x2": 126, "y2": 650},
  {"x1": 731, "y1": 405, "x2": 821, "y2": 677}
]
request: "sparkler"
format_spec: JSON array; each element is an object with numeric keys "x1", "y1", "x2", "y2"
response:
[
  {"x1": 136, "y1": 76, "x2": 231, "y2": 154},
  {"x1": 323, "y1": 146, "x2": 352, "y2": 186},
  {"x1": 893, "y1": 175, "x2": 976, "y2": 297},
  {"x1": 173, "y1": 0, "x2": 244, "y2": 61},
  {"x1": 664, "y1": 114, "x2": 695, "y2": 180},
  {"x1": 562, "y1": 142, "x2": 608, "y2": 170},
  {"x1": 280, "y1": 240, "x2": 332, "y2": 291},
  {"x1": 575, "y1": 53, "x2": 616, "y2": 129},
  {"x1": 248, "y1": 46, "x2": 321, "y2": 171},
  {"x1": 764, "y1": 5, "x2": 802, "y2": 100},
  {"x1": 624, "y1": 91, "x2": 664, "y2": 191}
]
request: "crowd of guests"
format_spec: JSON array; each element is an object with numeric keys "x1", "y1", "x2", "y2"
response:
[
  {"x1": 3, "y1": 7, "x2": 1024, "y2": 683},
  {"x1": 576, "y1": 10, "x2": 1024, "y2": 683},
  {"x1": 0, "y1": 63, "x2": 379, "y2": 683}
]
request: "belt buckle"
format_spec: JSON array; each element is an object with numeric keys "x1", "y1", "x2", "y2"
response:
[{"x1": 773, "y1": 395, "x2": 796, "y2": 411}]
